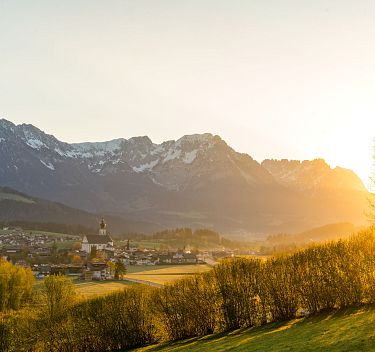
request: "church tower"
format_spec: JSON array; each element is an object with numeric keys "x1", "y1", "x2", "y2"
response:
[{"x1": 99, "y1": 218, "x2": 107, "y2": 236}]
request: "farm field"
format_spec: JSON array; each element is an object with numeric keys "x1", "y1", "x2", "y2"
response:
[
  {"x1": 33, "y1": 264, "x2": 212, "y2": 298},
  {"x1": 137, "y1": 304, "x2": 375, "y2": 352},
  {"x1": 35, "y1": 279, "x2": 135, "y2": 297},
  {"x1": 74, "y1": 280, "x2": 135, "y2": 297},
  {"x1": 125, "y1": 264, "x2": 212, "y2": 285}
]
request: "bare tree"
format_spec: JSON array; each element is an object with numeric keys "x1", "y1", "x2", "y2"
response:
[{"x1": 370, "y1": 142, "x2": 375, "y2": 221}]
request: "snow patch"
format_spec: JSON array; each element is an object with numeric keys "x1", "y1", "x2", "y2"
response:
[
  {"x1": 54, "y1": 148, "x2": 65, "y2": 156},
  {"x1": 149, "y1": 175, "x2": 164, "y2": 186},
  {"x1": 26, "y1": 138, "x2": 47, "y2": 150},
  {"x1": 70, "y1": 139, "x2": 124, "y2": 158},
  {"x1": 40, "y1": 160, "x2": 55, "y2": 170},
  {"x1": 150, "y1": 144, "x2": 166, "y2": 155},
  {"x1": 133, "y1": 159, "x2": 159, "y2": 173},
  {"x1": 183, "y1": 150, "x2": 198, "y2": 164},
  {"x1": 0, "y1": 138, "x2": 5, "y2": 143},
  {"x1": 163, "y1": 149, "x2": 181, "y2": 163}
]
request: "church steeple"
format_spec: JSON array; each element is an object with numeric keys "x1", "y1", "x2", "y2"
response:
[{"x1": 99, "y1": 218, "x2": 107, "y2": 236}]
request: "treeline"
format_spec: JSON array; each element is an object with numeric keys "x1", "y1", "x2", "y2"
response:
[
  {"x1": 120, "y1": 228, "x2": 222, "y2": 243},
  {"x1": 118, "y1": 227, "x2": 243, "y2": 249},
  {"x1": 2, "y1": 228, "x2": 375, "y2": 351},
  {"x1": 153, "y1": 228, "x2": 220, "y2": 242}
]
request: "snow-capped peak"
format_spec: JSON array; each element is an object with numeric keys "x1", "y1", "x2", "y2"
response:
[
  {"x1": 71, "y1": 139, "x2": 125, "y2": 156},
  {"x1": 0, "y1": 118, "x2": 16, "y2": 134}
]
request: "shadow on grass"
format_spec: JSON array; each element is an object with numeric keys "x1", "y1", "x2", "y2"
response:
[{"x1": 138, "y1": 304, "x2": 375, "y2": 352}]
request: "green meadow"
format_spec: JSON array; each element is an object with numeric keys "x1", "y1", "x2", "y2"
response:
[{"x1": 138, "y1": 305, "x2": 375, "y2": 352}]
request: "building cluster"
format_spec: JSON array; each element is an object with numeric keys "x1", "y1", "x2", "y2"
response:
[
  {"x1": 1, "y1": 219, "x2": 204, "y2": 281},
  {"x1": 0, "y1": 227, "x2": 80, "y2": 263},
  {"x1": 0, "y1": 228, "x2": 57, "y2": 248}
]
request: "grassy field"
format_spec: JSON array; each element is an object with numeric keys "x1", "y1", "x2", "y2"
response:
[
  {"x1": 32, "y1": 265, "x2": 211, "y2": 298},
  {"x1": 137, "y1": 305, "x2": 375, "y2": 352},
  {"x1": 125, "y1": 264, "x2": 212, "y2": 285},
  {"x1": 73, "y1": 280, "x2": 135, "y2": 297},
  {"x1": 0, "y1": 191, "x2": 35, "y2": 203},
  {"x1": 72, "y1": 263, "x2": 212, "y2": 296},
  {"x1": 28, "y1": 229, "x2": 73, "y2": 238},
  {"x1": 34, "y1": 279, "x2": 135, "y2": 297}
]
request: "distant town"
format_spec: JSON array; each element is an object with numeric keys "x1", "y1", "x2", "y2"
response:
[{"x1": 0, "y1": 219, "x2": 255, "y2": 281}]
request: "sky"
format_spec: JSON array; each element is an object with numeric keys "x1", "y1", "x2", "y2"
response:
[{"x1": 0, "y1": 0, "x2": 374, "y2": 188}]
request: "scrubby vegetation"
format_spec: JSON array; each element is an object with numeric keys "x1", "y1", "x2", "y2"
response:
[{"x1": 1, "y1": 227, "x2": 375, "y2": 351}]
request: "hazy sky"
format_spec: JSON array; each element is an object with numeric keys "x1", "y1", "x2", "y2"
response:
[{"x1": 0, "y1": 0, "x2": 374, "y2": 187}]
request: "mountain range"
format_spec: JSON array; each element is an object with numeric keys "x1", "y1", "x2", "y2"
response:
[{"x1": 0, "y1": 118, "x2": 370, "y2": 236}]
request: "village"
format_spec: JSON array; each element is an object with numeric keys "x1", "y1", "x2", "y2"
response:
[{"x1": 0, "y1": 219, "x2": 230, "y2": 281}]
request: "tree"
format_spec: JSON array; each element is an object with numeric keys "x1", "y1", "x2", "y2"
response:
[
  {"x1": 71, "y1": 255, "x2": 82, "y2": 265},
  {"x1": 370, "y1": 143, "x2": 375, "y2": 221},
  {"x1": 114, "y1": 261, "x2": 127, "y2": 280},
  {"x1": 40, "y1": 275, "x2": 76, "y2": 322},
  {"x1": 72, "y1": 241, "x2": 82, "y2": 251},
  {"x1": 38, "y1": 276, "x2": 77, "y2": 351},
  {"x1": 0, "y1": 259, "x2": 34, "y2": 312},
  {"x1": 107, "y1": 261, "x2": 116, "y2": 276},
  {"x1": 89, "y1": 245, "x2": 97, "y2": 259}
]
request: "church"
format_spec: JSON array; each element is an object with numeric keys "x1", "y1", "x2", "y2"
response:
[{"x1": 81, "y1": 218, "x2": 114, "y2": 254}]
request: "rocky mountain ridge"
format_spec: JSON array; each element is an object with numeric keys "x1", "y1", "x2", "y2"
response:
[{"x1": 0, "y1": 118, "x2": 369, "y2": 234}]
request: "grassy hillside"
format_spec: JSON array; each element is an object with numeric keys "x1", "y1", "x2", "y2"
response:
[
  {"x1": 0, "y1": 186, "x2": 155, "y2": 234},
  {"x1": 0, "y1": 191, "x2": 35, "y2": 204},
  {"x1": 138, "y1": 305, "x2": 375, "y2": 352}
]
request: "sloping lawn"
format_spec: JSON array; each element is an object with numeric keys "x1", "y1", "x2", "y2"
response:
[{"x1": 136, "y1": 305, "x2": 375, "y2": 351}]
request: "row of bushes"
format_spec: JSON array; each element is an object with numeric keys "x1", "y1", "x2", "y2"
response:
[
  {"x1": 1, "y1": 228, "x2": 375, "y2": 351},
  {"x1": 1, "y1": 284, "x2": 156, "y2": 352},
  {"x1": 155, "y1": 229, "x2": 375, "y2": 340}
]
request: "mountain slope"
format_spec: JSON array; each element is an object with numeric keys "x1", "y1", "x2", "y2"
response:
[
  {"x1": 0, "y1": 119, "x2": 369, "y2": 234},
  {"x1": 0, "y1": 187, "x2": 156, "y2": 234},
  {"x1": 262, "y1": 158, "x2": 366, "y2": 193},
  {"x1": 266, "y1": 222, "x2": 359, "y2": 247}
]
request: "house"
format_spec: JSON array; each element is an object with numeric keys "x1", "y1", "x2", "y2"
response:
[
  {"x1": 81, "y1": 218, "x2": 114, "y2": 253},
  {"x1": 158, "y1": 254, "x2": 173, "y2": 264},
  {"x1": 87, "y1": 262, "x2": 110, "y2": 280},
  {"x1": 182, "y1": 253, "x2": 198, "y2": 264},
  {"x1": 171, "y1": 251, "x2": 198, "y2": 264}
]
